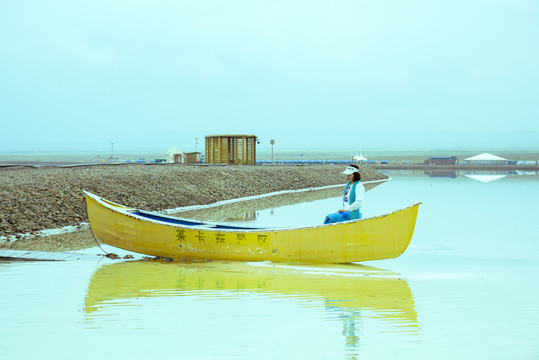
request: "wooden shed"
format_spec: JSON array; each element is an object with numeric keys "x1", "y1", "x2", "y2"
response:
[
  {"x1": 205, "y1": 135, "x2": 257, "y2": 165},
  {"x1": 185, "y1": 152, "x2": 201, "y2": 164}
]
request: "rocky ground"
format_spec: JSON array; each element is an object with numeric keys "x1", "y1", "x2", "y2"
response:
[{"x1": 0, "y1": 164, "x2": 386, "y2": 251}]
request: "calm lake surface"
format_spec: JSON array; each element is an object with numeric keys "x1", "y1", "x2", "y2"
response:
[{"x1": 1, "y1": 170, "x2": 538, "y2": 359}]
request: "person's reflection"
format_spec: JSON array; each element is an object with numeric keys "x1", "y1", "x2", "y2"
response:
[
  {"x1": 342, "y1": 312, "x2": 360, "y2": 348},
  {"x1": 325, "y1": 301, "x2": 361, "y2": 350}
]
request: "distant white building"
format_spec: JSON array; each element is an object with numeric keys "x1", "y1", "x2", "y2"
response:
[
  {"x1": 463, "y1": 153, "x2": 507, "y2": 165},
  {"x1": 353, "y1": 154, "x2": 367, "y2": 163}
]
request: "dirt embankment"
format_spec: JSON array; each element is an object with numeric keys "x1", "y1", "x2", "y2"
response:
[{"x1": 0, "y1": 164, "x2": 386, "y2": 242}]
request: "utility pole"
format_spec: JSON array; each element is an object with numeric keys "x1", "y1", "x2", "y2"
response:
[
  {"x1": 270, "y1": 139, "x2": 275, "y2": 164},
  {"x1": 195, "y1": 138, "x2": 199, "y2": 153}
]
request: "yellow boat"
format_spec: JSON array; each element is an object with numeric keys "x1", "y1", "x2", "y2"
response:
[
  {"x1": 85, "y1": 191, "x2": 420, "y2": 263},
  {"x1": 85, "y1": 260, "x2": 418, "y2": 329}
]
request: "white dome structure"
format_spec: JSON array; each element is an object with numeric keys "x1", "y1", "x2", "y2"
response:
[
  {"x1": 166, "y1": 146, "x2": 185, "y2": 163},
  {"x1": 463, "y1": 153, "x2": 507, "y2": 165}
]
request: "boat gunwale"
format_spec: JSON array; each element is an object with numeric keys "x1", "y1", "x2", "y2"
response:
[{"x1": 84, "y1": 191, "x2": 421, "y2": 234}]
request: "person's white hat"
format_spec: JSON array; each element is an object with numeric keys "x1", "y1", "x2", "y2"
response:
[{"x1": 342, "y1": 166, "x2": 359, "y2": 175}]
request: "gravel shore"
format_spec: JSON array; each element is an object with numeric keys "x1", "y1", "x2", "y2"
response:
[{"x1": 0, "y1": 164, "x2": 386, "y2": 248}]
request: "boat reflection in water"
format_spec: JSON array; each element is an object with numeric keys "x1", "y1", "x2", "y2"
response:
[{"x1": 85, "y1": 260, "x2": 418, "y2": 351}]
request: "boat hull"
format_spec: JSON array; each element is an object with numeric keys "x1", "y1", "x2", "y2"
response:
[{"x1": 85, "y1": 192, "x2": 420, "y2": 263}]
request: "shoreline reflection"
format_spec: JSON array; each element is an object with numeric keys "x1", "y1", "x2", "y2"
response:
[{"x1": 173, "y1": 182, "x2": 385, "y2": 224}]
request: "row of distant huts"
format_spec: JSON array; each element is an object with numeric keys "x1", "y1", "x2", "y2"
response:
[
  {"x1": 167, "y1": 135, "x2": 257, "y2": 165},
  {"x1": 424, "y1": 153, "x2": 536, "y2": 166},
  {"x1": 165, "y1": 136, "x2": 535, "y2": 166}
]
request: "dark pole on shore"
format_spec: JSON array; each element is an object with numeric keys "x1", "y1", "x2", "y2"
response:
[{"x1": 270, "y1": 139, "x2": 275, "y2": 164}]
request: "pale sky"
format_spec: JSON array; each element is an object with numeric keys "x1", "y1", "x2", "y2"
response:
[{"x1": 1, "y1": 0, "x2": 538, "y2": 153}]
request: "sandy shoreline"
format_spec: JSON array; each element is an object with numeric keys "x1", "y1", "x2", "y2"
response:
[{"x1": 0, "y1": 164, "x2": 386, "y2": 251}]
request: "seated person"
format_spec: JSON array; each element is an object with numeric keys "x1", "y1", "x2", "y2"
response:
[{"x1": 324, "y1": 165, "x2": 364, "y2": 224}]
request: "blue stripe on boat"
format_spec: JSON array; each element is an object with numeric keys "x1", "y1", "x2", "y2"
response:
[{"x1": 132, "y1": 211, "x2": 260, "y2": 230}]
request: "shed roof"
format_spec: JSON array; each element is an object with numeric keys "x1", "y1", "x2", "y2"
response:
[
  {"x1": 428, "y1": 156, "x2": 457, "y2": 160},
  {"x1": 205, "y1": 134, "x2": 257, "y2": 138}
]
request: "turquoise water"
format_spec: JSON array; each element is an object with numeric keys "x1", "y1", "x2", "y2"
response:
[{"x1": 1, "y1": 170, "x2": 538, "y2": 359}]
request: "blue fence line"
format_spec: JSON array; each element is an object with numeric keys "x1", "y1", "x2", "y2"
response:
[
  {"x1": 123, "y1": 158, "x2": 379, "y2": 165},
  {"x1": 255, "y1": 159, "x2": 376, "y2": 165}
]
